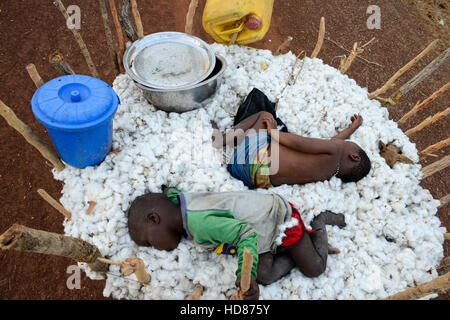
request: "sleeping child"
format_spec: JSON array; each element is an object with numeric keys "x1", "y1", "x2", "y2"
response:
[
  {"x1": 212, "y1": 88, "x2": 372, "y2": 189},
  {"x1": 127, "y1": 186, "x2": 346, "y2": 300}
]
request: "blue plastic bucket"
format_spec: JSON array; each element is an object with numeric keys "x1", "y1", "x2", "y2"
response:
[{"x1": 31, "y1": 75, "x2": 120, "y2": 169}]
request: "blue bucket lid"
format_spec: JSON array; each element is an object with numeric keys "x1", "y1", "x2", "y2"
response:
[{"x1": 31, "y1": 75, "x2": 119, "y2": 131}]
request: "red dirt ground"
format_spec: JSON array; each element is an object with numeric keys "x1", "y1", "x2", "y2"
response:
[{"x1": 0, "y1": 0, "x2": 448, "y2": 300}]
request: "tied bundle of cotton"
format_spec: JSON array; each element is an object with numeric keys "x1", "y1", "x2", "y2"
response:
[{"x1": 53, "y1": 44, "x2": 445, "y2": 300}]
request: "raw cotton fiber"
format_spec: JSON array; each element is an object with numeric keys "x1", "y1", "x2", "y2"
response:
[{"x1": 53, "y1": 44, "x2": 445, "y2": 300}]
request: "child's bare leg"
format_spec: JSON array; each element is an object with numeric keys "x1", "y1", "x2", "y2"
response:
[
  {"x1": 213, "y1": 111, "x2": 277, "y2": 148},
  {"x1": 288, "y1": 211, "x2": 346, "y2": 278},
  {"x1": 228, "y1": 111, "x2": 277, "y2": 136},
  {"x1": 256, "y1": 252, "x2": 295, "y2": 285}
]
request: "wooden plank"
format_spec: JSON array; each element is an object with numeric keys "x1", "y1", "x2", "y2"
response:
[
  {"x1": 369, "y1": 39, "x2": 438, "y2": 99},
  {"x1": 419, "y1": 138, "x2": 450, "y2": 159},
  {"x1": 422, "y1": 155, "x2": 450, "y2": 179},
  {"x1": 392, "y1": 47, "x2": 450, "y2": 102},
  {"x1": 0, "y1": 100, "x2": 65, "y2": 172},
  {"x1": 439, "y1": 194, "x2": 450, "y2": 208},
  {"x1": 405, "y1": 107, "x2": 449, "y2": 136},
  {"x1": 54, "y1": 0, "x2": 99, "y2": 78}
]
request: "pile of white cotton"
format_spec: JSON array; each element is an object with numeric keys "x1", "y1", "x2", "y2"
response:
[{"x1": 53, "y1": 44, "x2": 445, "y2": 300}]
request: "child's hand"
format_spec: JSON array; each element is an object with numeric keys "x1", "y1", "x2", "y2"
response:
[
  {"x1": 262, "y1": 117, "x2": 276, "y2": 135},
  {"x1": 350, "y1": 114, "x2": 363, "y2": 128},
  {"x1": 235, "y1": 277, "x2": 260, "y2": 300}
]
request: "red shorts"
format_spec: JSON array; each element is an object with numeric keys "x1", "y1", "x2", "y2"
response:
[{"x1": 280, "y1": 203, "x2": 313, "y2": 247}]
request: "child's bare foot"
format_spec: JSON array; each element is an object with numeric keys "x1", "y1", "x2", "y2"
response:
[
  {"x1": 313, "y1": 211, "x2": 346, "y2": 229},
  {"x1": 328, "y1": 245, "x2": 340, "y2": 255}
]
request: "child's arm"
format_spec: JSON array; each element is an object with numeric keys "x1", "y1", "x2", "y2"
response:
[
  {"x1": 263, "y1": 114, "x2": 362, "y2": 153},
  {"x1": 187, "y1": 212, "x2": 259, "y2": 282},
  {"x1": 263, "y1": 121, "x2": 339, "y2": 154},
  {"x1": 332, "y1": 114, "x2": 363, "y2": 140}
]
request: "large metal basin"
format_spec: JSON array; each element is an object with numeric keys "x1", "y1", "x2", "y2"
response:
[
  {"x1": 124, "y1": 32, "x2": 216, "y2": 90},
  {"x1": 135, "y1": 55, "x2": 227, "y2": 113}
]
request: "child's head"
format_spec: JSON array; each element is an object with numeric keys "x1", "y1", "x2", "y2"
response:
[
  {"x1": 337, "y1": 141, "x2": 371, "y2": 183},
  {"x1": 127, "y1": 193, "x2": 182, "y2": 251}
]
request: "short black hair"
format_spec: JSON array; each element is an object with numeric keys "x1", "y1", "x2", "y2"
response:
[
  {"x1": 340, "y1": 148, "x2": 371, "y2": 183},
  {"x1": 127, "y1": 193, "x2": 170, "y2": 238}
]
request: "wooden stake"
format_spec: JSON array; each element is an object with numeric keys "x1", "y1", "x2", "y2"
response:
[
  {"x1": 97, "y1": 257, "x2": 122, "y2": 266},
  {"x1": 54, "y1": 0, "x2": 99, "y2": 78},
  {"x1": 292, "y1": 51, "x2": 307, "y2": 86},
  {"x1": 26, "y1": 64, "x2": 44, "y2": 88},
  {"x1": 326, "y1": 37, "x2": 382, "y2": 67},
  {"x1": 340, "y1": 42, "x2": 364, "y2": 74},
  {"x1": 98, "y1": 0, "x2": 119, "y2": 76},
  {"x1": 185, "y1": 0, "x2": 199, "y2": 35},
  {"x1": 86, "y1": 201, "x2": 96, "y2": 215},
  {"x1": 445, "y1": 233, "x2": 450, "y2": 240},
  {"x1": 311, "y1": 17, "x2": 325, "y2": 58},
  {"x1": 229, "y1": 19, "x2": 243, "y2": 45},
  {"x1": 399, "y1": 81, "x2": 450, "y2": 124},
  {"x1": 37, "y1": 189, "x2": 72, "y2": 221},
  {"x1": 239, "y1": 247, "x2": 253, "y2": 293},
  {"x1": 185, "y1": 284, "x2": 204, "y2": 300},
  {"x1": 130, "y1": 0, "x2": 144, "y2": 38},
  {"x1": 275, "y1": 36, "x2": 293, "y2": 56},
  {"x1": 0, "y1": 100, "x2": 65, "y2": 172},
  {"x1": 439, "y1": 194, "x2": 450, "y2": 208},
  {"x1": 392, "y1": 47, "x2": 450, "y2": 103},
  {"x1": 278, "y1": 50, "x2": 304, "y2": 98},
  {"x1": 119, "y1": 0, "x2": 138, "y2": 42},
  {"x1": 230, "y1": 32, "x2": 239, "y2": 45},
  {"x1": 369, "y1": 39, "x2": 439, "y2": 99},
  {"x1": 121, "y1": 257, "x2": 150, "y2": 285},
  {"x1": 405, "y1": 107, "x2": 449, "y2": 136},
  {"x1": 108, "y1": 0, "x2": 125, "y2": 73},
  {"x1": 381, "y1": 272, "x2": 450, "y2": 300},
  {"x1": 275, "y1": 50, "x2": 306, "y2": 110},
  {"x1": 109, "y1": 146, "x2": 121, "y2": 154},
  {"x1": 360, "y1": 37, "x2": 377, "y2": 49},
  {"x1": 98, "y1": 256, "x2": 151, "y2": 285},
  {"x1": 422, "y1": 155, "x2": 450, "y2": 179},
  {"x1": 0, "y1": 224, "x2": 108, "y2": 272},
  {"x1": 132, "y1": 258, "x2": 150, "y2": 285},
  {"x1": 49, "y1": 51, "x2": 75, "y2": 76},
  {"x1": 419, "y1": 138, "x2": 450, "y2": 159},
  {"x1": 230, "y1": 247, "x2": 253, "y2": 300}
]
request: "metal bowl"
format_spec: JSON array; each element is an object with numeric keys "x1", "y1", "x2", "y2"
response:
[
  {"x1": 124, "y1": 32, "x2": 216, "y2": 90},
  {"x1": 135, "y1": 55, "x2": 227, "y2": 113}
]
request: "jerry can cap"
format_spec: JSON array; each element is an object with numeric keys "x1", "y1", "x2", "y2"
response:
[{"x1": 245, "y1": 14, "x2": 262, "y2": 30}]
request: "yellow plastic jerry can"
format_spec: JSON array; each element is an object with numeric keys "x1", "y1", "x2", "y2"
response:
[{"x1": 202, "y1": 0, "x2": 274, "y2": 45}]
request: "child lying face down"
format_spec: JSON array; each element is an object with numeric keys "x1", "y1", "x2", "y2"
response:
[
  {"x1": 212, "y1": 88, "x2": 371, "y2": 189},
  {"x1": 127, "y1": 187, "x2": 346, "y2": 300}
]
